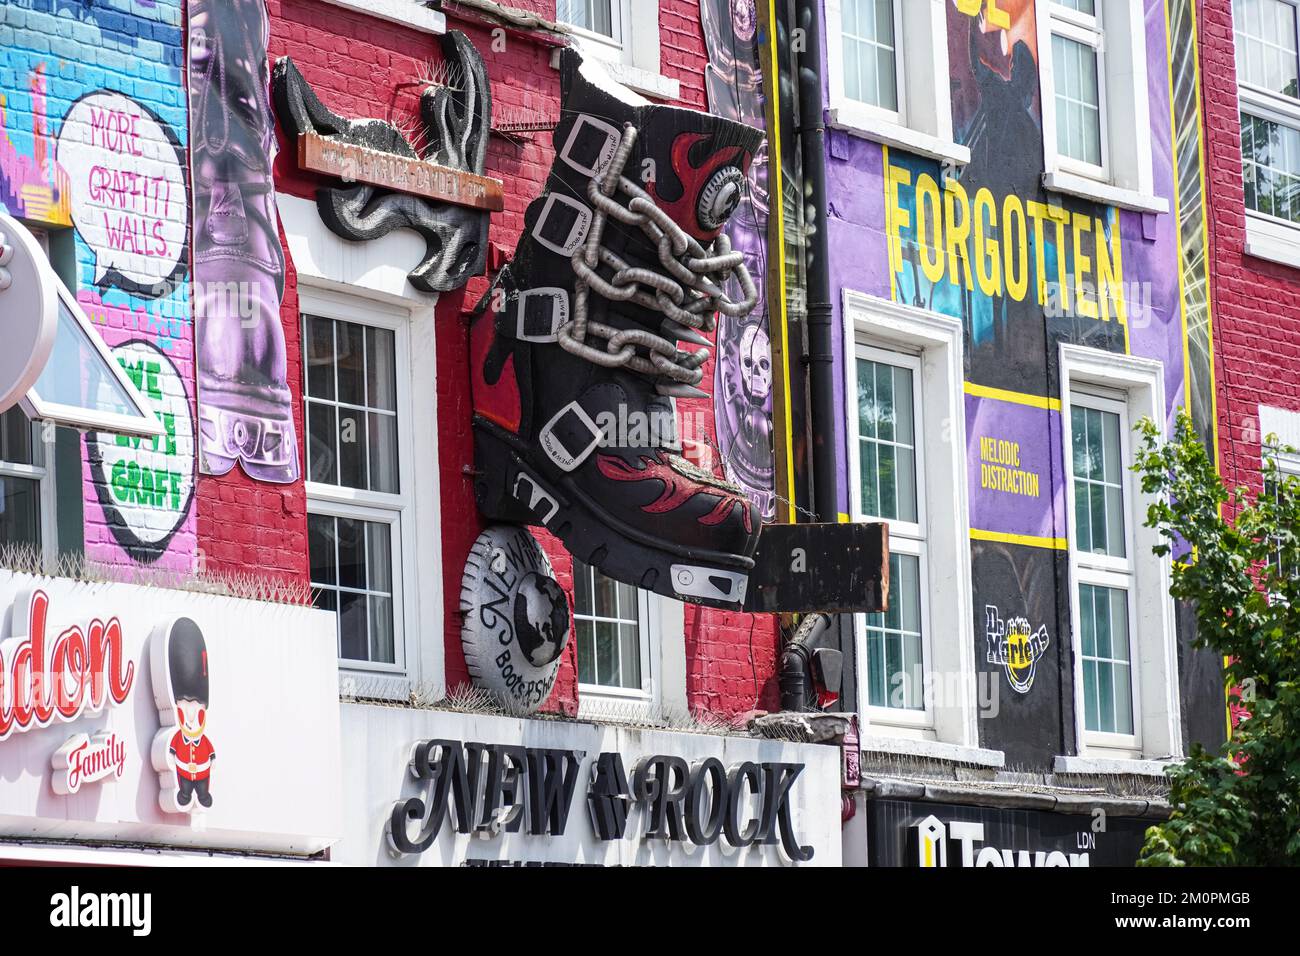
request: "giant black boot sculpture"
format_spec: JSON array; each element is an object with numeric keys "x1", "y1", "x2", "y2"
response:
[{"x1": 471, "y1": 51, "x2": 764, "y2": 610}]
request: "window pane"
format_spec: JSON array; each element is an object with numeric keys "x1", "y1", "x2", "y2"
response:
[
  {"x1": 369, "y1": 594, "x2": 395, "y2": 664},
  {"x1": 618, "y1": 623, "x2": 641, "y2": 689},
  {"x1": 842, "y1": 0, "x2": 897, "y2": 111},
  {"x1": 368, "y1": 412, "x2": 399, "y2": 494},
  {"x1": 856, "y1": 357, "x2": 917, "y2": 522},
  {"x1": 557, "y1": 0, "x2": 615, "y2": 39},
  {"x1": 366, "y1": 521, "x2": 392, "y2": 595},
  {"x1": 1079, "y1": 584, "x2": 1134, "y2": 735},
  {"x1": 308, "y1": 513, "x2": 337, "y2": 587},
  {"x1": 576, "y1": 620, "x2": 596, "y2": 684},
  {"x1": 865, "y1": 552, "x2": 924, "y2": 710},
  {"x1": 366, "y1": 327, "x2": 397, "y2": 411},
  {"x1": 1053, "y1": 33, "x2": 1102, "y2": 166},
  {"x1": 593, "y1": 567, "x2": 618, "y2": 618},
  {"x1": 0, "y1": 409, "x2": 34, "y2": 465},
  {"x1": 1242, "y1": 112, "x2": 1300, "y2": 224},
  {"x1": 1056, "y1": 0, "x2": 1096, "y2": 13},
  {"x1": 338, "y1": 590, "x2": 368, "y2": 661},
  {"x1": 1071, "y1": 404, "x2": 1126, "y2": 557},
  {"x1": 338, "y1": 409, "x2": 366, "y2": 490},
  {"x1": 1080, "y1": 583, "x2": 1097, "y2": 656},
  {"x1": 574, "y1": 561, "x2": 593, "y2": 615},
  {"x1": 304, "y1": 316, "x2": 335, "y2": 401},
  {"x1": 1234, "y1": 0, "x2": 1300, "y2": 97},
  {"x1": 336, "y1": 322, "x2": 365, "y2": 407},
  {"x1": 307, "y1": 401, "x2": 338, "y2": 484},
  {"x1": 594, "y1": 620, "x2": 617, "y2": 686},
  {"x1": 337, "y1": 516, "x2": 366, "y2": 590},
  {"x1": 0, "y1": 476, "x2": 40, "y2": 549}
]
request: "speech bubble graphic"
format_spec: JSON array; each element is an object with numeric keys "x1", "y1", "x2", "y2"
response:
[
  {"x1": 56, "y1": 92, "x2": 189, "y2": 298},
  {"x1": 87, "y1": 340, "x2": 196, "y2": 562}
]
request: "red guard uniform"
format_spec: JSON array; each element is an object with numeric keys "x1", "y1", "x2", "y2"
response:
[{"x1": 170, "y1": 730, "x2": 215, "y2": 808}]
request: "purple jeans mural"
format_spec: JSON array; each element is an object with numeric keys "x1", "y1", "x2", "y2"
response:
[
  {"x1": 703, "y1": 0, "x2": 776, "y2": 522},
  {"x1": 190, "y1": 0, "x2": 298, "y2": 483}
]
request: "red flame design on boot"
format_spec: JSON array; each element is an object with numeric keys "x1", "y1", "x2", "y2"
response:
[
  {"x1": 647, "y1": 132, "x2": 748, "y2": 241},
  {"x1": 597, "y1": 453, "x2": 755, "y2": 535}
]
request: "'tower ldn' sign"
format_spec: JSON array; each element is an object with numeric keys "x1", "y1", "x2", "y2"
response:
[{"x1": 867, "y1": 799, "x2": 1151, "y2": 868}]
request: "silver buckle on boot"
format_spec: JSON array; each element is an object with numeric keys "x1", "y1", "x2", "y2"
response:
[
  {"x1": 515, "y1": 288, "x2": 569, "y2": 343},
  {"x1": 559, "y1": 114, "x2": 621, "y2": 178},
  {"x1": 538, "y1": 400, "x2": 603, "y2": 472},
  {"x1": 532, "y1": 193, "x2": 591, "y2": 257}
]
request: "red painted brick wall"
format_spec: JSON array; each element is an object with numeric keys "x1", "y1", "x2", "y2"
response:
[
  {"x1": 1201, "y1": 0, "x2": 1299, "y2": 503},
  {"x1": 195, "y1": 0, "x2": 780, "y2": 719}
]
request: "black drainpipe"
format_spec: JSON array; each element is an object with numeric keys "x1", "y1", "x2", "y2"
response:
[
  {"x1": 785, "y1": 0, "x2": 857, "y2": 717},
  {"x1": 793, "y1": 0, "x2": 838, "y2": 522}
]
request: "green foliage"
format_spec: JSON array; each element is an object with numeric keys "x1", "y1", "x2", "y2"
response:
[{"x1": 1133, "y1": 410, "x2": 1300, "y2": 866}]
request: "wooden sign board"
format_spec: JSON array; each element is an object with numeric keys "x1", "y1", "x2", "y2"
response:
[
  {"x1": 743, "y1": 522, "x2": 889, "y2": 614},
  {"x1": 297, "y1": 132, "x2": 504, "y2": 212}
]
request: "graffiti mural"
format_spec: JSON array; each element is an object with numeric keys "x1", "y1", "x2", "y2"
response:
[
  {"x1": 272, "y1": 31, "x2": 495, "y2": 294},
  {"x1": 703, "y1": 0, "x2": 777, "y2": 522},
  {"x1": 87, "y1": 340, "x2": 196, "y2": 563},
  {"x1": 56, "y1": 91, "x2": 189, "y2": 298},
  {"x1": 189, "y1": 0, "x2": 297, "y2": 484},
  {"x1": 1, "y1": 0, "x2": 196, "y2": 571},
  {"x1": 862, "y1": 0, "x2": 1198, "y2": 760},
  {"x1": 1168, "y1": 0, "x2": 1218, "y2": 453}
]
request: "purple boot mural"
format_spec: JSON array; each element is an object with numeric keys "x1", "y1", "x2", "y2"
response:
[{"x1": 190, "y1": 0, "x2": 298, "y2": 483}]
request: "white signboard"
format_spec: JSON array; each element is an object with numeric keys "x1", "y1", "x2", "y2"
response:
[
  {"x1": 0, "y1": 570, "x2": 341, "y2": 856},
  {"x1": 338, "y1": 705, "x2": 843, "y2": 867}
]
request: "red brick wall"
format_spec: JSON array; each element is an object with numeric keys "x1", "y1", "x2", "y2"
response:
[
  {"x1": 196, "y1": 0, "x2": 780, "y2": 719},
  {"x1": 657, "y1": 0, "x2": 781, "y2": 717},
  {"x1": 1202, "y1": 0, "x2": 1300, "y2": 501}
]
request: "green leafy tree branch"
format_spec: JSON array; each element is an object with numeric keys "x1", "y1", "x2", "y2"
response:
[{"x1": 1133, "y1": 410, "x2": 1300, "y2": 866}]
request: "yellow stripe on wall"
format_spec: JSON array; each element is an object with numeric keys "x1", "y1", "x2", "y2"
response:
[
  {"x1": 970, "y1": 528, "x2": 1068, "y2": 550},
  {"x1": 963, "y1": 381, "x2": 1062, "y2": 412}
]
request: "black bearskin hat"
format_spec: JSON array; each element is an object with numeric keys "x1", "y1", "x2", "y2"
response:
[{"x1": 168, "y1": 617, "x2": 210, "y2": 706}]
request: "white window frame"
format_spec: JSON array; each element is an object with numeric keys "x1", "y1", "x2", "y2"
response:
[
  {"x1": 572, "y1": 562, "x2": 657, "y2": 701},
  {"x1": 1037, "y1": 0, "x2": 1168, "y2": 213},
  {"x1": 0, "y1": 411, "x2": 57, "y2": 564},
  {"x1": 575, "y1": 582, "x2": 689, "y2": 725},
  {"x1": 838, "y1": 0, "x2": 906, "y2": 123},
  {"x1": 557, "y1": 0, "x2": 681, "y2": 101},
  {"x1": 318, "y1": 0, "x2": 447, "y2": 35},
  {"x1": 1058, "y1": 344, "x2": 1181, "y2": 768},
  {"x1": 825, "y1": 0, "x2": 971, "y2": 166},
  {"x1": 1066, "y1": 388, "x2": 1142, "y2": 753},
  {"x1": 1259, "y1": 404, "x2": 1300, "y2": 578},
  {"x1": 1234, "y1": 0, "x2": 1300, "y2": 268},
  {"x1": 854, "y1": 344, "x2": 931, "y2": 729},
  {"x1": 1046, "y1": 2, "x2": 1110, "y2": 181},
  {"x1": 843, "y1": 291, "x2": 997, "y2": 765},
  {"x1": 300, "y1": 285, "x2": 436, "y2": 699}
]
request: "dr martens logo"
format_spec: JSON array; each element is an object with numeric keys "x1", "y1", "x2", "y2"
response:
[
  {"x1": 985, "y1": 604, "x2": 1050, "y2": 694},
  {"x1": 0, "y1": 589, "x2": 135, "y2": 741}
]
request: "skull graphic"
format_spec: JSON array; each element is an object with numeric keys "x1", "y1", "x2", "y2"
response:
[{"x1": 739, "y1": 322, "x2": 772, "y2": 405}]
